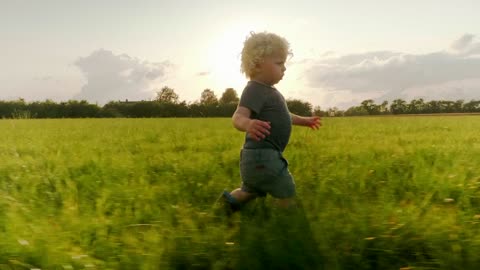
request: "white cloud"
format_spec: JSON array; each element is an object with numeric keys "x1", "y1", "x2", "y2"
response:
[
  {"x1": 304, "y1": 34, "x2": 480, "y2": 106},
  {"x1": 74, "y1": 49, "x2": 172, "y2": 104},
  {"x1": 451, "y1": 34, "x2": 475, "y2": 52},
  {"x1": 403, "y1": 78, "x2": 480, "y2": 101},
  {"x1": 450, "y1": 34, "x2": 480, "y2": 56}
]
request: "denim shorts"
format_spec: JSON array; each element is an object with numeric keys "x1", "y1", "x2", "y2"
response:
[{"x1": 240, "y1": 148, "x2": 296, "y2": 199}]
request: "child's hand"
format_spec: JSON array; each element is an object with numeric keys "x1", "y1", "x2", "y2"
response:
[
  {"x1": 246, "y1": 120, "x2": 271, "y2": 141},
  {"x1": 304, "y1": 116, "x2": 321, "y2": 130}
]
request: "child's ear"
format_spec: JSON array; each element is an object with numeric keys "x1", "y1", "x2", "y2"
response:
[{"x1": 254, "y1": 61, "x2": 263, "y2": 71}]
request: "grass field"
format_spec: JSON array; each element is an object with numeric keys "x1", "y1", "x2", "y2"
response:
[{"x1": 1, "y1": 116, "x2": 480, "y2": 269}]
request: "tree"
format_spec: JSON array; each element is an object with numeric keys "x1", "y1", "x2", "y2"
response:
[
  {"x1": 155, "y1": 86, "x2": 179, "y2": 104},
  {"x1": 327, "y1": 107, "x2": 343, "y2": 117},
  {"x1": 464, "y1": 100, "x2": 480, "y2": 112},
  {"x1": 454, "y1": 99, "x2": 464, "y2": 112},
  {"x1": 313, "y1": 106, "x2": 325, "y2": 117},
  {"x1": 360, "y1": 99, "x2": 380, "y2": 115},
  {"x1": 344, "y1": 106, "x2": 368, "y2": 116},
  {"x1": 219, "y1": 88, "x2": 239, "y2": 104},
  {"x1": 408, "y1": 98, "x2": 425, "y2": 114},
  {"x1": 439, "y1": 100, "x2": 455, "y2": 113},
  {"x1": 200, "y1": 89, "x2": 218, "y2": 105},
  {"x1": 390, "y1": 99, "x2": 407, "y2": 114},
  {"x1": 379, "y1": 100, "x2": 389, "y2": 114},
  {"x1": 286, "y1": 99, "x2": 312, "y2": 116},
  {"x1": 426, "y1": 100, "x2": 441, "y2": 113}
]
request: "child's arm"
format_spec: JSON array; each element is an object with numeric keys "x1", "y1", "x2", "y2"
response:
[
  {"x1": 290, "y1": 113, "x2": 321, "y2": 130},
  {"x1": 232, "y1": 106, "x2": 271, "y2": 141}
]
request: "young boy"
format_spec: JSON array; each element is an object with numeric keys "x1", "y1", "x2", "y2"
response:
[{"x1": 222, "y1": 31, "x2": 321, "y2": 211}]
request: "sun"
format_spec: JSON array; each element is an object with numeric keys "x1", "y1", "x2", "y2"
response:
[{"x1": 206, "y1": 25, "x2": 253, "y2": 91}]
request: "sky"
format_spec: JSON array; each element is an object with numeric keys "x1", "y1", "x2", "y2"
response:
[{"x1": 1, "y1": 0, "x2": 479, "y2": 109}]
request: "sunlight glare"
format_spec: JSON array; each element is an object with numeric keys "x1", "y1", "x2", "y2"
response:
[{"x1": 207, "y1": 24, "x2": 254, "y2": 91}]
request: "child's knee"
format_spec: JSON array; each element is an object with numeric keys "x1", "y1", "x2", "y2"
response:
[{"x1": 231, "y1": 189, "x2": 256, "y2": 203}]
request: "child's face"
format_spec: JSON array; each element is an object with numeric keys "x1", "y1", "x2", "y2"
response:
[{"x1": 255, "y1": 54, "x2": 287, "y2": 86}]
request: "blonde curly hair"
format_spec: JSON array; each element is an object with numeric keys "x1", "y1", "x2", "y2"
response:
[{"x1": 240, "y1": 31, "x2": 292, "y2": 78}]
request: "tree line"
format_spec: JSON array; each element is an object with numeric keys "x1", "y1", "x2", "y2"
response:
[
  {"x1": 339, "y1": 98, "x2": 480, "y2": 116},
  {"x1": 1, "y1": 87, "x2": 479, "y2": 119},
  {"x1": 0, "y1": 87, "x2": 313, "y2": 119}
]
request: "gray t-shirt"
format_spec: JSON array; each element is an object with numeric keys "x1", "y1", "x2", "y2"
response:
[{"x1": 239, "y1": 81, "x2": 292, "y2": 152}]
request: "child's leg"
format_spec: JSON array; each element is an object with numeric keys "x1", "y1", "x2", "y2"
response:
[
  {"x1": 230, "y1": 188, "x2": 257, "y2": 204},
  {"x1": 219, "y1": 188, "x2": 259, "y2": 215}
]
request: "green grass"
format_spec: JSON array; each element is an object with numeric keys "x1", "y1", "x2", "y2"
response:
[{"x1": 1, "y1": 117, "x2": 480, "y2": 269}]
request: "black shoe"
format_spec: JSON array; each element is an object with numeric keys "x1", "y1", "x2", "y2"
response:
[{"x1": 213, "y1": 190, "x2": 242, "y2": 218}]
